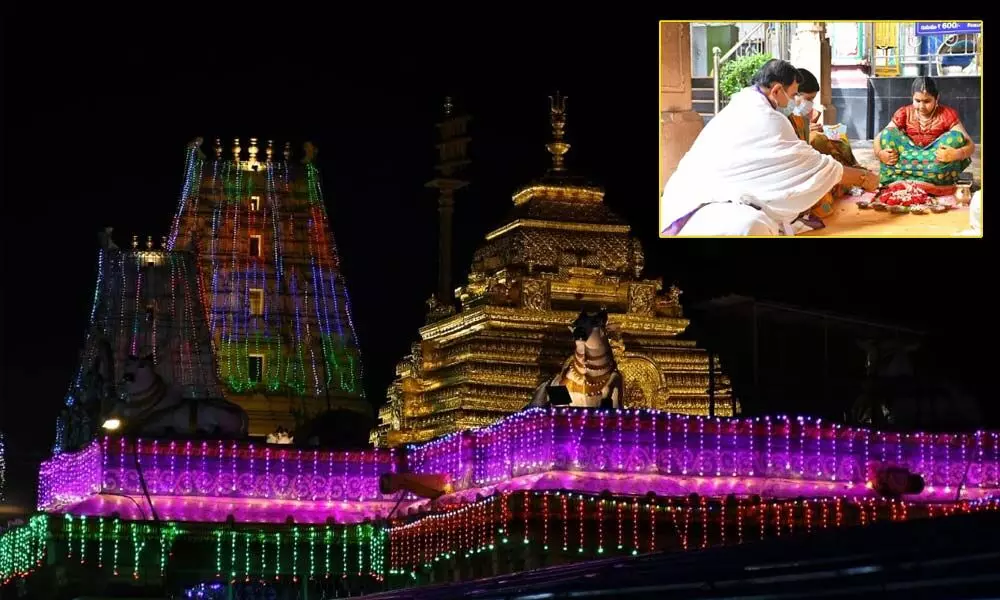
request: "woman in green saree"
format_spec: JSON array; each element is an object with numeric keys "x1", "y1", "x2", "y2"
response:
[{"x1": 873, "y1": 76, "x2": 975, "y2": 195}]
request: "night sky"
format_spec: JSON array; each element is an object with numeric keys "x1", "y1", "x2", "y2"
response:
[{"x1": 1, "y1": 14, "x2": 989, "y2": 508}]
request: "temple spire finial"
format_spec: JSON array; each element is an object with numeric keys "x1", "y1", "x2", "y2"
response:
[
  {"x1": 546, "y1": 91, "x2": 570, "y2": 172},
  {"x1": 443, "y1": 96, "x2": 454, "y2": 117},
  {"x1": 248, "y1": 138, "x2": 259, "y2": 162}
]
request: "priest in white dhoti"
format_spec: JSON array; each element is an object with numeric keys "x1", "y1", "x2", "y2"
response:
[{"x1": 661, "y1": 59, "x2": 878, "y2": 236}]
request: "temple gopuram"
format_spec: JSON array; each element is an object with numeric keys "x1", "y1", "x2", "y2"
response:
[
  {"x1": 167, "y1": 138, "x2": 367, "y2": 436},
  {"x1": 372, "y1": 94, "x2": 734, "y2": 448}
]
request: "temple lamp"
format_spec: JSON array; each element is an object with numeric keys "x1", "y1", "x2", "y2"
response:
[{"x1": 101, "y1": 404, "x2": 125, "y2": 432}]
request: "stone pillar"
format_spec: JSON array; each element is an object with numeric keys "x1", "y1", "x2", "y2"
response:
[
  {"x1": 790, "y1": 22, "x2": 837, "y2": 125},
  {"x1": 437, "y1": 190, "x2": 455, "y2": 303},
  {"x1": 660, "y1": 22, "x2": 704, "y2": 196}
]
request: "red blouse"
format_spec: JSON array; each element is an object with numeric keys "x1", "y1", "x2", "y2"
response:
[{"x1": 891, "y1": 105, "x2": 961, "y2": 147}]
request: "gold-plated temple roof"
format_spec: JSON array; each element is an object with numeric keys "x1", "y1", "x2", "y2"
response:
[{"x1": 370, "y1": 97, "x2": 736, "y2": 448}]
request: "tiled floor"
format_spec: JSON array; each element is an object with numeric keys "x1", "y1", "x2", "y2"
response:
[
  {"x1": 802, "y1": 197, "x2": 975, "y2": 237},
  {"x1": 802, "y1": 141, "x2": 982, "y2": 237}
]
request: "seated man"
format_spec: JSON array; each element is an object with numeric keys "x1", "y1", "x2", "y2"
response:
[
  {"x1": 873, "y1": 76, "x2": 974, "y2": 196},
  {"x1": 661, "y1": 60, "x2": 878, "y2": 236}
]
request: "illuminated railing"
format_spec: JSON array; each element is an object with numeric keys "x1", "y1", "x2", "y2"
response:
[
  {"x1": 39, "y1": 410, "x2": 1000, "y2": 524},
  {"x1": 39, "y1": 439, "x2": 399, "y2": 524},
  {"x1": 407, "y1": 409, "x2": 1000, "y2": 501}
]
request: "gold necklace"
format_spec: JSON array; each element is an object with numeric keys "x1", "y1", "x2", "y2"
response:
[{"x1": 916, "y1": 106, "x2": 938, "y2": 130}]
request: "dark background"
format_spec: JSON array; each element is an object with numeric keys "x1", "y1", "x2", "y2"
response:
[{"x1": 0, "y1": 13, "x2": 990, "y2": 510}]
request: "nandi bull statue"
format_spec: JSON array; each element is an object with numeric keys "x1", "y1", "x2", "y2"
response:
[
  {"x1": 106, "y1": 354, "x2": 248, "y2": 438},
  {"x1": 528, "y1": 309, "x2": 624, "y2": 409}
]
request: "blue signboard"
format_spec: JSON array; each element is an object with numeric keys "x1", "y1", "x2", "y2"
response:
[{"x1": 916, "y1": 22, "x2": 982, "y2": 36}]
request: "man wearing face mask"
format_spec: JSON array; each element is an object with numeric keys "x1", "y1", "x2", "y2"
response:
[{"x1": 661, "y1": 59, "x2": 878, "y2": 236}]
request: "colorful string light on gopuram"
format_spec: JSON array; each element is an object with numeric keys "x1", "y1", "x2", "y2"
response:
[
  {"x1": 51, "y1": 136, "x2": 366, "y2": 450},
  {"x1": 0, "y1": 431, "x2": 6, "y2": 503},
  {"x1": 52, "y1": 243, "x2": 223, "y2": 454},
  {"x1": 53, "y1": 249, "x2": 106, "y2": 454},
  {"x1": 166, "y1": 137, "x2": 367, "y2": 436}
]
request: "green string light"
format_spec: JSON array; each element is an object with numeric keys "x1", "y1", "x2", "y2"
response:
[
  {"x1": 372, "y1": 527, "x2": 381, "y2": 579},
  {"x1": 131, "y1": 522, "x2": 147, "y2": 580},
  {"x1": 324, "y1": 525, "x2": 331, "y2": 578},
  {"x1": 79, "y1": 516, "x2": 87, "y2": 564},
  {"x1": 342, "y1": 524, "x2": 348, "y2": 577},
  {"x1": 159, "y1": 525, "x2": 169, "y2": 576},
  {"x1": 292, "y1": 527, "x2": 300, "y2": 581},
  {"x1": 229, "y1": 529, "x2": 236, "y2": 580},
  {"x1": 0, "y1": 516, "x2": 397, "y2": 585},
  {"x1": 214, "y1": 530, "x2": 222, "y2": 577},
  {"x1": 274, "y1": 531, "x2": 281, "y2": 580},
  {"x1": 358, "y1": 525, "x2": 365, "y2": 577},
  {"x1": 244, "y1": 532, "x2": 250, "y2": 581},
  {"x1": 260, "y1": 533, "x2": 266, "y2": 581},
  {"x1": 309, "y1": 527, "x2": 316, "y2": 580},
  {"x1": 98, "y1": 518, "x2": 105, "y2": 569},
  {"x1": 0, "y1": 515, "x2": 48, "y2": 581},
  {"x1": 65, "y1": 514, "x2": 73, "y2": 560},
  {"x1": 112, "y1": 518, "x2": 121, "y2": 576}
]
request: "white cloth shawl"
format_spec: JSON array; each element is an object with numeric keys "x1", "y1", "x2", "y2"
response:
[{"x1": 661, "y1": 87, "x2": 844, "y2": 236}]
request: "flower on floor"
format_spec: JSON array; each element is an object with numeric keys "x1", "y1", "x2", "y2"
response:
[{"x1": 875, "y1": 181, "x2": 932, "y2": 207}]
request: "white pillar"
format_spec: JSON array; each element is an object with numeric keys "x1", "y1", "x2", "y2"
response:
[{"x1": 790, "y1": 22, "x2": 837, "y2": 125}]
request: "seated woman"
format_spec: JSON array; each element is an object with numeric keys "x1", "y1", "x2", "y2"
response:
[
  {"x1": 786, "y1": 68, "x2": 860, "y2": 218},
  {"x1": 660, "y1": 59, "x2": 879, "y2": 236},
  {"x1": 874, "y1": 76, "x2": 975, "y2": 195},
  {"x1": 791, "y1": 68, "x2": 859, "y2": 168}
]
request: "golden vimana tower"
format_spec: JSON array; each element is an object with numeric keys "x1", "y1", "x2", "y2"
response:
[{"x1": 371, "y1": 94, "x2": 735, "y2": 448}]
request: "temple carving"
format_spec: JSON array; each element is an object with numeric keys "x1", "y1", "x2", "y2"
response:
[{"x1": 372, "y1": 94, "x2": 735, "y2": 447}]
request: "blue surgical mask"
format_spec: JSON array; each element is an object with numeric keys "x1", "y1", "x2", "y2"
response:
[{"x1": 793, "y1": 100, "x2": 814, "y2": 117}]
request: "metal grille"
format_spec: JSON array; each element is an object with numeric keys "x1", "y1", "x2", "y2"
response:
[{"x1": 873, "y1": 23, "x2": 981, "y2": 77}]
